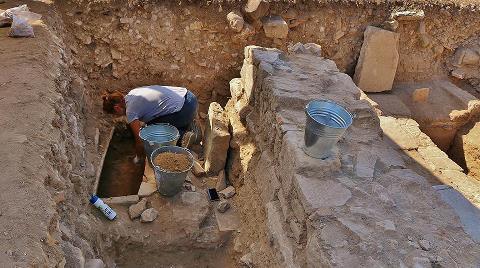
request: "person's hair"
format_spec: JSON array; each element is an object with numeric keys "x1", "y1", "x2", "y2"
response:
[{"x1": 101, "y1": 91, "x2": 124, "y2": 113}]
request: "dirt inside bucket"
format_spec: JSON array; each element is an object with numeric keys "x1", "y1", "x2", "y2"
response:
[{"x1": 154, "y1": 152, "x2": 191, "y2": 172}]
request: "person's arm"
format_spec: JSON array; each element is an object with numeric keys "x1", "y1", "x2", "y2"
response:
[{"x1": 129, "y1": 119, "x2": 145, "y2": 163}]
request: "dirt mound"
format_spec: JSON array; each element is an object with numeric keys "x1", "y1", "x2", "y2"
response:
[{"x1": 154, "y1": 152, "x2": 191, "y2": 172}]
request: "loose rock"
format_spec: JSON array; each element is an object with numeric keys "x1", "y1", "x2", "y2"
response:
[
  {"x1": 243, "y1": 0, "x2": 269, "y2": 21},
  {"x1": 262, "y1": 15, "x2": 288, "y2": 39},
  {"x1": 217, "y1": 200, "x2": 231, "y2": 213},
  {"x1": 227, "y1": 11, "x2": 244, "y2": 32},
  {"x1": 419, "y1": 239, "x2": 432, "y2": 251},
  {"x1": 219, "y1": 186, "x2": 236, "y2": 199},
  {"x1": 192, "y1": 160, "x2": 206, "y2": 177},
  {"x1": 140, "y1": 208, "x2": 158, "y2": 223},
  {"x1": 128, "y1": 198, "x2": 147, "y2": 219}
]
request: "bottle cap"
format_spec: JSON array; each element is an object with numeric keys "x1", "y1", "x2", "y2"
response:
[{"x1": 89, "y1": 195, "x2": 98, "y2": 204}]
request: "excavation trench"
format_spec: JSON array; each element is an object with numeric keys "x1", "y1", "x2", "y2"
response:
[{"x1": 8, "y1": 0, "x2": 480, "y2": 267}]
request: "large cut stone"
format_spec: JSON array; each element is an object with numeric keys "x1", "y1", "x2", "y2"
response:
[
  {"x1": 353, "y1": 26, "x2": 399, "y2": 92},
  {"x1": 204, "y1": 102, "x2": 231, "y2": 174},
  {"x1": 262, "y1": 15, "x2": 289, "y2": 39},
  {"x1": 293, "y1": 175, "x2": 352, "y2": 214}
]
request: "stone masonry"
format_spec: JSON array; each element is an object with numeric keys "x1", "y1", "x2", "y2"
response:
[
  {"x1": 354, "y1": 26, "x2": 400, "y2": 92},
  {"x1": 228, "y1": 45, "x2": 480, "y2": 267}
]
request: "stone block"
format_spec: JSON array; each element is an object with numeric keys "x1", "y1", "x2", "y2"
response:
[
  {"x1": 355, "y1": 150, "x2": 377, "y2": 179},
  {"x1": 138, "y1": 182, "x2": 156, "y2": 197},
  {"x1": 192, "y1": 160, "x2": 206, "y2": 177},
  {"x1": 103, "y1": 195, "x2": 139, "y2": 205},
  {"x1": 450, "y1": 122, "x2": 480, "y2": 177},
  {"x1": 293, "y1": 175, "x2": 351, "y2": 215},
  {"x1": 215, "y1": 170, "x2": 227, "y2": 191},
  {"x1": 262, "y1": 16, "x2": 289, "y2": 39},
  {"x1": 204, "y1": 102, "x2": 231, "y2": 174},
  {"x1": 353, "y1": 26, "x2": 399, "y2": 92},
  {"x1": 243, "y1": 0, "x2": 270, "y2": 21},
  {"x1": 412, "y1": 87, "x2": 430, "y2": 102},
  {"x1": 265, "y1": 201, "x2": 297, "y2": 268},
  {"x1": 226, "y1": 11, "x2": 244, "y2": 32}
]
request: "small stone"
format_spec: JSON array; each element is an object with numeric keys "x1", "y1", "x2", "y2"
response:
[
  {"x1": 140, "y1": 208, "x2": 158, "y2": 223},
  {"x1": 138, "y1": 182, "x2": 156, "y2": 197},
  {"x1": 451, "y1": 69, "x2": 465, "y2": 79},
  {"x1": 192, "y1": 160, "x2": 206, "y2": 177},
  {"x1": 412, "y1": 88, "x2": 430, "y2": 102},
  {"x1": 418, "y1": 239, "x2": 431, "y2": 251},
  {"x1": 128, "y1": 198, "x2": 147, "y2": 219},
  {"x1": 240, "y1": 252, "x2": 254, "y2": 267},
  {"x1": 262, "y1": 15, "x2": 289, "y2": 39},
  {"x1": 217, "y1": 200, "x2": 231, "y2": 213},
  {"x1": 219, "y1": 186, "x2": 236, "y2": 199},
  {"x1": 227, "y1": 11, "x2": 244, "y2": 32},
  {"x1": 183, "y1": 183, "x2": 196, "y2": 192}
]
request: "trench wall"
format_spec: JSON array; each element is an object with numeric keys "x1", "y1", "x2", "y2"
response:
[
  {"x1": 227, "y1": 45, "x2": 480, "y2": 267},
  {"x1": 59, "y1": 0, "x2": 480, "y2": 110}
]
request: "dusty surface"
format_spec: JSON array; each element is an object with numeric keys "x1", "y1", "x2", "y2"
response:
[{"x1": 154, "y1": 152, "x2": 191, "y2": 172}]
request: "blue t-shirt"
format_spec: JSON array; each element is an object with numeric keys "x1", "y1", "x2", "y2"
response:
[{"x1": 125, "y1": 85, "x2": 187, "y2": 123}]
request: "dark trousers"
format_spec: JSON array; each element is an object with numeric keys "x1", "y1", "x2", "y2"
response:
[{"x1": 146, "y1": 91, "x2": 198, "y2": 137}]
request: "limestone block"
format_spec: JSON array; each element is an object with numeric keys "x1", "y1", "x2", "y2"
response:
[
  {"x1": 450, "y1": 122, "x2": 480, "y2": 177},
  {"x1": 226, "y1": 11, "x2": 244, "y2": 32},
  {"x1": 254, "y1": 151, "x2": 281, "y2": 204},
  {"x1": 412, "y1": 87, "x2": 430, "y2": 102},
  {"x1": 229, "y1": 78, "x2": 244, "y2": 99},
  {"x1": 355, "y1": 150, "x2": 377, "y2": 178},
  {"x1": 262, "y1": 15, "x2": 289, "y2": 39},
  {"x1": 293, "y1": 175, "x2": 352, "y2": 214},
  {"x1": 204, "y1": 102, "x2": 231, "y2": 174},
  {"x1": 353, "y1": 26, "x2": 399, "y2": 92},
  {"x1": 243, "y1": 0, "x2": 270, "y2": 21}
]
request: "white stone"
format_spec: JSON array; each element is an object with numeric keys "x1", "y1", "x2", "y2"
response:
[
  {"x1": 418, "y1": 239, "x2": 431, "y2": 251},
  {"x1": 227, "y1": 11, "x2": 244, "y2": 32},
  {"x1": 219, "y1": 186, "x2": 236, "y2": 199},
  {"x1": 103, "y1": 195, "x2": 139, "y2": 205},
  {"x1": 140, "y1": 208, "x2": 158, "y2": 223},
  {"x1": 138, "y1": 182, "x2": 156, "y2": 197},
  {"x1": 243, "y1": 0, "x2": 269, "y2": 21}
]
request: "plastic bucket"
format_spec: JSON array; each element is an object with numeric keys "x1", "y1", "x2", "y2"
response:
[
  {"x1": 139, "y1": 124, "x2": 180, "y2": 165},
  {"x1": 303, "y1": 99, "x2": 353, "y2": 159},
  {"x1": 150, "y1": 146, "x2": 194, "y2": 197}
]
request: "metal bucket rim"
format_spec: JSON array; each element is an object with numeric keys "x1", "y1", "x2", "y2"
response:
[
  {"x1": 139, "y1": 123, "x2": 180, "y2": 143},
  {"x1": 305, "y1": 99, "x2": 353, "y2": 129},
  {"x1": 150, "y1": 146, "x2": 194, "y2": 174}
]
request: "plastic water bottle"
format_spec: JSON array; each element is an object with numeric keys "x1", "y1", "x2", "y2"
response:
[{"x1": 89, "y1": 195, "x2": 117, "y2": 220}]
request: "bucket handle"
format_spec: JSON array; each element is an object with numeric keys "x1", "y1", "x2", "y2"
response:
[{"x1": 304, "y1": 99, "x2": 356, "y2": 119}]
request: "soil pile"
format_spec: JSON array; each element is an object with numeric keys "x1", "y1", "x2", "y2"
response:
[{"x1": 154, "y1": 152, "x2": 191, "y2": 172}]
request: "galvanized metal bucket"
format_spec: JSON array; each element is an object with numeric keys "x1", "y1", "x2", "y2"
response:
[
  {"x1": 303, "y1": 99, "x2": 353, "y2": 159},
  {"x1": 139, "y1": 124, "x2": 180, "y2": 165},
  {"x1": 151, "y1": 146, "x2": 194, "y2": 197}
]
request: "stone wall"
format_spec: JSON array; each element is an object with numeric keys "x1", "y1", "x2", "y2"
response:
[{"x1": 227, "y1": 45, "x2": 480, "y2": 267}]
